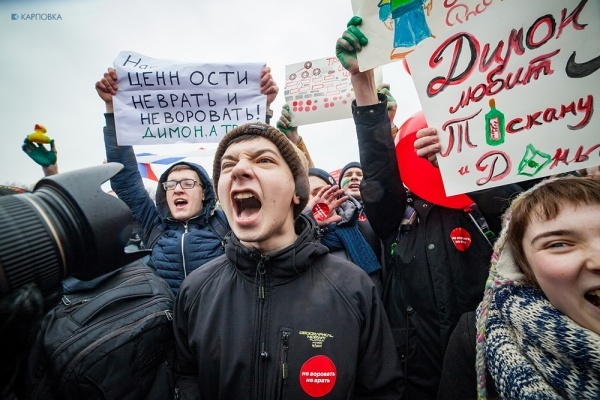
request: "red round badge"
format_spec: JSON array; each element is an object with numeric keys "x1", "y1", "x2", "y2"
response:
[
  {"x1": 299, "y1": 355, "x2": 337, "y2": 397},
  {"x1": 312, "y1": 203, "x2": 330, "y2": 222},
  {"x1": 450, "y1": 227, "x2": 472, "y2": 252}
]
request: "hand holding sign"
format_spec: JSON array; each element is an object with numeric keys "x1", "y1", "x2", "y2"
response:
[
  {"x1": 95, "y1": 68, "x2": 118, "y2": 112},
  {"x1": 335, "y1": 16, "x2": 367, "y2": 75},
  {"x1": 397, "y1": 110, "x2": 472, "y2": 209}
]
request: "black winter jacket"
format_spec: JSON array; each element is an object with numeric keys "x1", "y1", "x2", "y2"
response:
[
  {"x1": 103, "y1": 113, "x2": 228, "y2": 294},
  {"x1": 437, "y1": 311, "x2": 499, "y2": 400},
  {"x1": 352, "y1": 97, "x2": 521, "y2": 399},
  {"x1": 173, "y1": 214, "x2": 404, "y2": 399}
]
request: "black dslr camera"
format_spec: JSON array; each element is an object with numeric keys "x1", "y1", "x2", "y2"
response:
[{"x1": 0, "y1": 162, "x2": 147, "y2": 299}]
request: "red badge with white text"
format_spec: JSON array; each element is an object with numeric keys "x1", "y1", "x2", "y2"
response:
[
  {"x1": 450, "y1": 228, "x2": 472, "y2": 251},
  {"x1": 299, "y1": 355, "x2": 337, "y2": 397},
  {"x1": 312, "y1": 203, "x2": 330, "y2": 222}
]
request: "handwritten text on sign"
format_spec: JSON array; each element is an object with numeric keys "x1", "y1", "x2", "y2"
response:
[
  {"x1": 407, "y1": 0, "x2": 600, "y2": 195},
  {"x1": 113, "y1": 51, "x2": 265, "y2": 145}
]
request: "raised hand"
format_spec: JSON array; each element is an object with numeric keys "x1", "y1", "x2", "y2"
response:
[
  {"x1": 95, "y1": 68, "x2": 118, "y2": 112},
  {"x1": 306, "y1": 184, "x2": 348, "y2": 227},
  {"x1": 414, "y1": 127, "x2": 441, "y2": 168},
  {"x1": 377, "y1": 83, "x2": 397, "y2": 126},
  {"x1": 335, "y1": 16, "x2": 368, "y2": 75},
  {"x1": 276, "y1": 104, "x2": 301, "y2": 143},
  {"x1": 260, "y1": 66, "x2": 279, "y2": 111},
  {"x1": 22, "y1": 138, "x2": 57, "y2": 168}
]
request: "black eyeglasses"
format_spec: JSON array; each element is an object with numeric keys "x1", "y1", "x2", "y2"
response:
[{"x1": 162, "y1": 179, "x2": 203, "y2": 191}]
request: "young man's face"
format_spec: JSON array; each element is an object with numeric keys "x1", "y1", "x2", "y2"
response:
[
  {"x1": 165, "y1": 169, "x2": 205, "y2": 221},
  {"x1": 340, "y1": 167, "x2": 363, "y2": 200},
  {"x1": 522, "y1": 203, "x2": 600, "y2": 335},
  {"x1": 218, "y1": 137, "x2": 300, "y2": 253}
]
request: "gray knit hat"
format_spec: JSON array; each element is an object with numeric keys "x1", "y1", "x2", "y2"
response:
[
  {"x1": 338, "y1": 161, "x2": 361, "y2": 185},
  {"x1": 213, "y1": 122, "x2": 309, "y2": 220}
]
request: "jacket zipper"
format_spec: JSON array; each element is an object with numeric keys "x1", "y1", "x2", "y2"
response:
[
  {"x1": 277, "y1": 329, "x2": 291, "y2": 399},
  {"x1": 255, "y1": 255, "x2": 269, "y2": 399},
  {"x1": 182, "y1": 222, "x2": 189, "y2": 278}
]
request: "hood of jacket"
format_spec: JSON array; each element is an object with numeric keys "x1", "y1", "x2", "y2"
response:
[
  {"x1": 224, "y1": 213, "x2": 329, "y2": 280},
  {"x1": 156, "y1": 161, "x2": 216, "y2": 223}
]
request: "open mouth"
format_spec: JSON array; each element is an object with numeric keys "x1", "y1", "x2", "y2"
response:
[
  {"x1": 584, "y1": 289, "x2": 600, "y2": 307},
  {"x1": 174, "y1": 198, "x2": 188, "y2": 208},
  {"x1": 233, "y1": 192, "x2": 262, "y2": 219},
  {"x1": 348, "y1": 183, "x2": 360, "y2": 190}
]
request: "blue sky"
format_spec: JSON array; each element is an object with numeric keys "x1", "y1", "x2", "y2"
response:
[{"x1": 0, "y1": 0, "x2": 420, "y2": 188}]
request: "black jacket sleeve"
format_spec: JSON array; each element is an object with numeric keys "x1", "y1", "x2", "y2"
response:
[
  {"x1": 437, "y1": 311, "x2": 499, "y2": 400},
  {"x1": 352, "y1": 94, "x2": 407, "y2": 240}
]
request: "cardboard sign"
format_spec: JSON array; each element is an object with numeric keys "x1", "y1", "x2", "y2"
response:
[
  {"x1": 113, "y1": 51, "x2": 265, "y2": 145},
  {"x1": 407, "y1": 0, "x2": 600, "y2": 195}
]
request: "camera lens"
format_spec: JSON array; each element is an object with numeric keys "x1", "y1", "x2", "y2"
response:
[{"x1": 0, "y1": 163, "x2": 146, "y2": 298}]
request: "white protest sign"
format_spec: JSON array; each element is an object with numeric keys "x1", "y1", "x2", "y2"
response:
[
  {"x1": 284, "y1": 57, "x2": 383, "y2": 126},
  {"x1": 113, "y1": 51, "x2": 266, "y2": 145},
  {"x1": 406, "y1": 0, "x2": 600, "y2": 195},
  {"x1": 351, "y1": 0, "x2": 502, "y2": 71}
]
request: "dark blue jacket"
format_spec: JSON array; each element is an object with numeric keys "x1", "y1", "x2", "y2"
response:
[{"x1": 103, "y1": 113, "x2": 228, "y2": 294}]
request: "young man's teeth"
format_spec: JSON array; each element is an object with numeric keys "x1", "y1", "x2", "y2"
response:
[{"x1": 234, "y1": 192, "x2": 254, "y2": 200}]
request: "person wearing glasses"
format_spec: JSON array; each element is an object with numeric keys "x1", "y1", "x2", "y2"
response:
[{"x1": 95, "y1": 66, "x2": 279, "y2": 294}]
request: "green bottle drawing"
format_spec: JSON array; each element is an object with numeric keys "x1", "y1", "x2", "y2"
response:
[{"x1": 485, "y1": 98, "x2": 505, "y2": 146}]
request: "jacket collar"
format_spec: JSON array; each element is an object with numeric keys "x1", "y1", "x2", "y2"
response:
[{"x1": 224, "y1": 214, "x2": 329, "y2": 280}]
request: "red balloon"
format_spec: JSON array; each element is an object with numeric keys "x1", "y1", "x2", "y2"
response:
[{"x1": 396, "y1": 111, "x2": 473, "y2": 209}]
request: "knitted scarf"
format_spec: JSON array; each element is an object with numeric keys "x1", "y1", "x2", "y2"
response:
[
  {"x1": 475, "y1": 222, "x2": 600, "y2": 399},
  {"x1": 320, "y1": 197, "x2": 381, "y2": 275}
]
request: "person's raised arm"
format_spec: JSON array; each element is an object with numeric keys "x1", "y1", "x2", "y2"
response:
[
  {"x1": 260, "y1": 66, "x2": 278, "y2": 124},
  {"x1": 276, "y1": 104, "x2": 315, "y2": 168},
  {"x1": 336, "y1": 17, "x2": 407, "y2": 239},
  {"x1": 22, "y1": 136, "x2": 58, "y2": 177},
  {"x1": 95, "y1": 67, "x2": 159, "y2": 241},
  {"x1": 95, "y1": 68, "x2": 118, "y2": 114}
]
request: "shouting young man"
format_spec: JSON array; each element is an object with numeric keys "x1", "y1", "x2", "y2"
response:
[{"x1": 172, "y1": 122, "x2": 403, "y2": 399}]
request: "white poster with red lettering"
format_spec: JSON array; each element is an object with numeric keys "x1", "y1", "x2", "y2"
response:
[
  {"x1": 406, "y1": 0, "x2": 600, "y2": 195},
  {"x1": 112, "y1": 51, "x2": 265, "y2": 146}
]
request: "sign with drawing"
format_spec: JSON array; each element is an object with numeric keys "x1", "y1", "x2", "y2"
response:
[
  {"x1": 351, "y1": 0, "x2": 503, "y2": 71},
  {"x1": 284, "y1": 57, "x2": 382, "y2": 126},
  {"x1": 112, "y1": 51, "x2": 265, "y2": 145},
  {"x1": 407, "y1": 0, "x2": 600, "y2": 195}
]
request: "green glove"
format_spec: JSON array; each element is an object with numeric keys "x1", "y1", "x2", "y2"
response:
[
  {"x1": 276, "y1": 104, "x2": 296, "y2": 136},
  {"x1": 22, "y1": 138, "x2": 57, "y2": 167},
  {"x1": 335, "y1": 16, "x2": 368, "y2": 74},
  {"x1": 377, "y1": 83, "x2": 397, "y2": 123}
]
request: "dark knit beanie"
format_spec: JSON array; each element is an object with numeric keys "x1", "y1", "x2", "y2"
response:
[
  {"x1": 338, "y1": 161, "x2": 361, "y2": 185},
  {"x1": 213, "y1": 122, "x2": 309, "y2": 220},
  {"x1": 308, "y1": 168, "x2": 337, "y2": 186}
]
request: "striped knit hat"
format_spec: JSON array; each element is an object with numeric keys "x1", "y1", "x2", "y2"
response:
[{"x1": 212, "y1": 122, "x2": 309, "y2": 220}]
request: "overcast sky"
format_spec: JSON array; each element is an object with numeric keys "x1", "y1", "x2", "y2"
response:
[{"x1": 0, "y1": 0, "x2": 421, "y2": 189}]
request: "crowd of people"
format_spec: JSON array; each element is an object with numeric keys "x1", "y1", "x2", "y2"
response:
[{"x1": 2, "y1": 14, "x2": 600, "y2": 400}]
